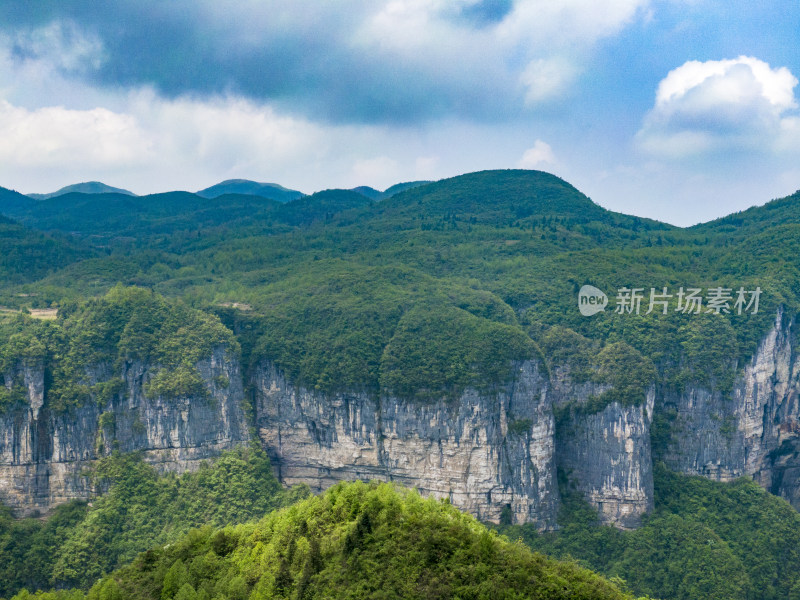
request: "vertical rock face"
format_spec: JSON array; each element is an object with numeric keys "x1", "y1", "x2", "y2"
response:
[
  {"x1": 662, "y1": 309, "x2": 800, "y2": 510},
  {"x1": 555, "y1": 392, "x2": 655, "y2": 529},
  {"x1": 2, "y1": 308, "x2": 799, "y2": 528},
  {"x1": 0, "y1": 346, "x2": 249, "y2": 515},
  {"x1": 549, "y1": 368, "x2": 655, "y2": 528},
  {"x1": 254, "y1": 360, "x2": 559, "y2": 528}
]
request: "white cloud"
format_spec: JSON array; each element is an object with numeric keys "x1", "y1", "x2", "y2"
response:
[
  {"x1": 134, "y1": 92, "x2": 326, "y2": 171},
  {"x1": 0, "y1": 100, "x2": 150, "y2": 167},
  {"x1": 520, "y1": 57, "x2": 578, "y2": 104},
  {"x1": 637, "y1": 56, "x2": 800, "y2": 158},
  {"x1": 518, "y1": 140, "x2": 557, "y2": 168},
  {"x1": 654, "y1": 56, "x2": 796, "y2": 109},
  {"x1": 8, "y1": 20, "x2": 105, "y2": 73},
  {"x1": 0, "y1": 86, "x2": 450, "y2": 194},
  {"x1": 498, "y1": 0, "x2": 650, "y2": 46},
  {"x1": 0, "y1": 91, "x2": 339, "y2": 193},
  {"x1": 357, "y1": 0, "x2": 654, "y2": 109}
]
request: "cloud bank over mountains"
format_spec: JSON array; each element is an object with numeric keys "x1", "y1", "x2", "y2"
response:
[{"x1": 0, "y1": 1, "x2": 798, "y2": 224}]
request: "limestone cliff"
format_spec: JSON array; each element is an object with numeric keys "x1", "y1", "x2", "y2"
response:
[
  {"x1": 662, "y1": 308, "x2": 800, "y2": 509},
  {"x1": 552, "y1": 374, "x2": 655, "y2": 529},
  {"x1": 254, "y1": 360, "x2": 559, "y2": 528},
  {"x1": 0, "y1": 346, "x2": 249, "y2": 515},
  {"x1": 2, "y1": 307, "x2": 800, "y2": 530}
]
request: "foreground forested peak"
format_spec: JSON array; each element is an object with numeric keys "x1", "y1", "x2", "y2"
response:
[{"x1": 41, "y1": 480, "x2": 645, "y2": 600}]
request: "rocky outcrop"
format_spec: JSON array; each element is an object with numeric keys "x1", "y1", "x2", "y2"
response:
[
  {"x1": 0, "y1": 346, "x2": 249, "y2": 515},
  {"x1": 662, "y1": 308, "x2": 800, "y2": 509},
  {"x1": 547, "y1": 368, "x2": 655, "y2": 528},
  {"x1": 254, "y1": 360, "x2": 559, "y2": 528},
  {"x1": 2, "y1": 307, "x2": 799, "y2": 529},
  {"x1": 555, "y1": 390, "x2": 655, "y2": 529}
]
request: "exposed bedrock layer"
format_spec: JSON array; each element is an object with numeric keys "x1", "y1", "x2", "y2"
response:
[
  {"x1": 254, "y1": 360, "x2": 559, "y2": 528},
  {"x1": 2, "y1": 310, "x2": 799, "y2": 530},
  {"x1": 0, "y1": 346, "x2": 249, "y2": 515}
]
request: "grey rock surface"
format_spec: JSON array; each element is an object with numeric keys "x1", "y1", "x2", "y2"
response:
[{"x1": 0, "y1": 346, "x2": 249, "y2": 515}]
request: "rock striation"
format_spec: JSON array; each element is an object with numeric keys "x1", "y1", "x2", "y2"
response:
[
  {"x1": 2, "y1": 309, "x2": 800, "y2": 530},
  {"x1": 0, "y1": 346, "x2": 249, "y2": 515},
  {"x1": 254, "y1": 360, "x2": 560, "y2": 528},
  {"x1": 662, "y1": 308, "x2": 800, "y2": 507}
]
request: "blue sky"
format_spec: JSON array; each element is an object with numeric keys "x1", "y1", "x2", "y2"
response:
[{"x1": 0, "y1": 1, "x2": 798, "y2": 225}]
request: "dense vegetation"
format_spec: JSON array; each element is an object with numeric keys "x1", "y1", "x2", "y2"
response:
[
  {"x1": 499, "y1": 464, "x2": 800, "y2": 600},
  {"x1": 6, "y1": 481, "x2": 648, "y2": 600},
  {"x1": 0, "y1": 286, "x2": 237, "y2": 413},
  {"x1": 1, "y1": 169, "x2": 800, "y2": 598},
  {"x1": 0, "y1": 446, "x2": 305, "y2": 597},
  {"x1": 1, "y1": 170, "x2": 795, "y2": 403}
]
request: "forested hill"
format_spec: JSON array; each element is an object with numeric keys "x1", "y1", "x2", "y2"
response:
[
  {"x1": 2, "y1": 479, "x2": 646, "y2": 600},
  {"x1": 1, "y1": 169, "x2": 799, "y2": 600},
  {"x1": 0, "y1": 169, "x2": 795, "y2": 397}
]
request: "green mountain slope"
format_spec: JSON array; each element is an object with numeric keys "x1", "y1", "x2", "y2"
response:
[
  {"x1": 0, "y1": 214, "x2": 92, "y2": 286},
  {"x1": 29, "y1": 481, "x2": 643, "y2": 600},
  {"x1": 0, "y1": 186, "x2": 35, "y2": 214},
  {"x1": 0, "y1": 447, "x2": 305, "y2": 596},
  {"x1": 351, "y1": 180, "x2": 431, "y2": 200},
  {"x1": 691, "y1": 189, "x2": 800, "y2": 238},
  {"x1": 500, "y1": 464, "x2": 800, "y2": 600},
  {"x1": 1, "y1": 169, "x2": 800, "y2": 600},
  {"x1": 4, "y1": 169, "x2": 794, "y2": 400},
  {"x1": 0, "y1": 188, "x2": 374, "y2": 248}
]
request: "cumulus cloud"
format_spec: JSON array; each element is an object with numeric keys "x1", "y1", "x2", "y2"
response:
[
  {"x1": 134, "y1": 92, "x2": 326, "y2": 171},
  {"x1": 0, "y1": 84, "x2": 454, "y2": 194},
  {"x1": 497, "y1": 0, "x2": 648, "y2": 47},
  {"x1": 637, "y1": 56, "x2": 800, "y2": 158},
  {"x1": 518, "y1": 140, "x2": 557, "y2": 168},
  {"x1": 0, "y1": 91, "x2": 337, "y2": 193}
]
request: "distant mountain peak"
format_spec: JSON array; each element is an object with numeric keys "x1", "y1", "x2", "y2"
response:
[
  {"x1": 197, "y1": 179, "x2": 304, "y2": 202},
  {"x1": 350, "y1": 180, "x2": 432, "y2": 201},
  {"x1": 28, "y1": 181, "x2": 136, "y2": 200}
]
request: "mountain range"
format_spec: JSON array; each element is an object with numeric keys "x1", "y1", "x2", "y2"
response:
[
  {"x1": 0, "y1": 169, "x2": 798, "y2": 600},
  {"x1": 20, "y1": 178, "x2": 433, "y2": 204}
]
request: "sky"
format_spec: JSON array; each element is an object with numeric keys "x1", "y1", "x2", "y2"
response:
[{"x1": 0, "y1": 1, "x2": 799, "y2": 225}]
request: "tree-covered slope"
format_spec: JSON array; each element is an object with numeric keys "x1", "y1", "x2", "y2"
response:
[
  {"x1": 28, "y1": 182, "x2": 137, "y2": 200},
  {"x1": 0, "y1": 447, "x2": 305, "y2": 597},
  {"x1": 500, "y1": 464, "x2": 800, "y2": 600},
  {"x1": 196, "y1": 180, "x2": 303, "y2": 202},
  {"x1": 0, "y1": 186, "x2": 35, "y2": 214},
  {"x1": 0, "y1": 286, "x2": 237, "y2": 413},
  {"x1": 1, "y1": 169, "x2": 799, "y2": 600},
  {"x1": 0, "y1": 213, "x2": 93, "y2": 284},
  {"x1": 10, "y1": 481, "x2": 647, "y2": 600},
  {"x1": 3, "y1": 169, "x2": 796, "y2": 403},
  {"x1": 691, "y1": 189, "x2": 800, "y2": 239}
]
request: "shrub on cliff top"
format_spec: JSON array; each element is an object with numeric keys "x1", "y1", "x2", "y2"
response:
[{"x1": 0, "y1": 286, "x2": 238, "y2": 412}]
